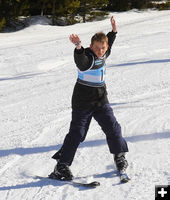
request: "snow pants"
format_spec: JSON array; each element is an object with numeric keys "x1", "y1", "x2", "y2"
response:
[{"x1": 53, "y1": 104, "x2": 128, "y2": 166}]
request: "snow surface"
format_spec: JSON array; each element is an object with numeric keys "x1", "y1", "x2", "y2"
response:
[{"x1": 0, "y1": 10, "x2": 170, "y2": 200}]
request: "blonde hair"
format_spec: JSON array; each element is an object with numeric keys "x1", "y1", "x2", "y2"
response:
[{"x1": 91, "y1": 32, "x2": 108, "y2": 45}]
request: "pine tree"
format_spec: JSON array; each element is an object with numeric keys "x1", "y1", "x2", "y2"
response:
[
  {"x1": 130, "y1": 0, "x2": 151, "y2": 9},
  {"x1": 54, "y1": 0, "x2": 80, "y2": 25},
  {"x1": 79, "y1": 0, "x2": 109, "y2": 22},
  {"x1": 0, "y1": 0, "x2": 5, "y2": 31},
  {"x1": 108, "y1": 0, "x2": 131, "y2": 11},
  {"x1": 0, "y1": 0, "x2": 20, "y2": 31}
]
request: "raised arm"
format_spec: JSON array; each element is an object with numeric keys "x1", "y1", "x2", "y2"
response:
[
  {"x1": 69, "y1": 34, "x2": 93, "y2": 71},
  {"x1": 106, "y1": 16, "x2": 117, "y2": 57}
]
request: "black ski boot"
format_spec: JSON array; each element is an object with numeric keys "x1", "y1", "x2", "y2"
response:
[
  {"x1": 114, "y1": 153, "x2": 128, "y2": 174},
  {"x1": 49, "y1": 162, "x2": 73, "y2": 181}
]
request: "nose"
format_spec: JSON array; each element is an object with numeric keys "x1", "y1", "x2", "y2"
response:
[{"x1": 99, "y1": 49, "x2": 103, "y2": 55}]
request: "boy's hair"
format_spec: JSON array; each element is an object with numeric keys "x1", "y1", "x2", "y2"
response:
[{"x1": 91, "y1": 32, "x2": 108, "y2": 45}]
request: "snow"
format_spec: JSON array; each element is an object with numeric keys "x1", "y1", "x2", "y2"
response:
[{"x1": 0, "y1": 9, "x2": 170, "y2": 200}]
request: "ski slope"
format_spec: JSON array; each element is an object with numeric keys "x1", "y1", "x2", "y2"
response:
[{"x1": 0, "y1": 9, "x2": 170, "y2": 200}]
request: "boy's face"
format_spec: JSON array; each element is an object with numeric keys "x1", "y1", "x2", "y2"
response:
[{"x1": 90, "y1": 41, "x2": 108, "y2": 58}]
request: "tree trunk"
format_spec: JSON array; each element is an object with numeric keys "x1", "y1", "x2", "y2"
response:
[
  {"x1": 82, "y1": 1, "x2": 86, "y2": 23},
  {"x1": 52, "y1": 0, "x2": 56, "y2": 25},
  {"x1": 41, "y1": 1, "x2": 46, "y2": 16}
]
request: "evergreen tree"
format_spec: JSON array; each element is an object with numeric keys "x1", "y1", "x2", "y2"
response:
[
  {"x1": 64, "y1": 0, "x2": 80, "y2": 24},
  {"x1": 55, "y1": 0, "x2": 80, "y2": 24},
  {"x1": 0, "y1": 0, "x2": 23, "y2": 31},
  {"x1": 79, "y1": 0, "x2": 109, "y2": 22},
  {"x1": 130, "y1": 0, "x2": 151, "y2": 9},
  {"x1": 27, "y1": 0, "x2": 50, "y2": 16},
  {"x1": 0, "y1": 0, "x2": 5, "y2": 31},
  {"x1": 154, "y1": 0, "x2": 170, "y2": 10},
  {"x1": 108, "y1": 0, "x2": 153, "y2": 11},
  {"x1": 108, "y1": 0, "x2": 131, "y2": 11}
]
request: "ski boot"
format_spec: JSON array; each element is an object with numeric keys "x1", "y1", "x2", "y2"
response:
[
  {"x1": 49, "y1": 162, "x2": 73, "y2": 181},
  {"x1": 114, "y1": 152, "x2": 128, "y2": 174}
]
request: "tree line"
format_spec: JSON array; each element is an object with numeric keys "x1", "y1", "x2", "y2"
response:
[{"x1": 0, "y1": 0, "x2": 170, "y2": 32}]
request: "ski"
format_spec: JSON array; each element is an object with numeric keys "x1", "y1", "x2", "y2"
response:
[
  {"x1": 34, "y1": 175, "x2": 100, "y2": 188},
  {"x1": 119, "y1": 172, "x2": 130, "y2": 183}
]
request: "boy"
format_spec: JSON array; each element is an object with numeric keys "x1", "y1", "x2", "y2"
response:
[{"x1": 50, "y1": 16, "x2": 129, "y2": 180}]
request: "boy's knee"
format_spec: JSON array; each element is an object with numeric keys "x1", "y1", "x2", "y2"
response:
[
  {"x1": 69, "y1": 126, "x2": 87, "y2": 141},
  {"x1": 104, "y1": 120, "x2": 121, "y2": 132}
]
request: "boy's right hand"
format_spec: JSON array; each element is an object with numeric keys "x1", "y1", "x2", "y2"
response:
[{"x1": 69, "y1": 34, "x2": 81, "y2": 49}]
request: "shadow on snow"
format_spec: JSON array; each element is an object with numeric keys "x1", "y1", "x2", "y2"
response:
[
  {"x1": 108, "y1": 58, "x2": 170, "y2": 68},
  {"x1": 0, "y1": 72, "x2": 44, "y2": 81},
  {"x1": 0, "y1": 131, "x2": 169, "y2": 159},
  {"x1": 0, "y1": 177, "x2": 94, "y2": 191}
]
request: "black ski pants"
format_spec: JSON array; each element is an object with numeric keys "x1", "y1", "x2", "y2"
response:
[{"x1": 53, "y1": 104, "x2": 128, "y2": 166}]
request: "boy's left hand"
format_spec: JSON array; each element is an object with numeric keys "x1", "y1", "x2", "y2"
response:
[{"x1": 110, "y1": 16, "x2": 117, "y2": 33}]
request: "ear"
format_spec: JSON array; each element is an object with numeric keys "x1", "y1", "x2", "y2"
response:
[{"x1": 90, "y1": 44, "x2": 93, "y2": 49}]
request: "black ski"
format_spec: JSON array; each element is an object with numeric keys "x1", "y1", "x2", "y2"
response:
[{"x1": 34, "y1": 175, "x2": 100, "y2": 188}]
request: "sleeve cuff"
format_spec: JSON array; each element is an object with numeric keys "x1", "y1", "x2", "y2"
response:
[
  {"x1": 112, "y1": 30, "x2": 117, "y2": 35},
  {"x1": 74, "y1": 47, "x2": 84, "y2": 54}
]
